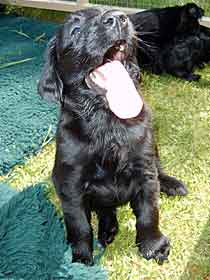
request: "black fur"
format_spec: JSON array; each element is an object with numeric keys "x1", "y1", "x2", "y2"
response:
[
  {"x1": 38, "y1": 8, "x2": 187, "y2": 266},
  {"x1": 129, "y1": 3, "x2": 205, "y2": 79},
  {"x1": 154, "y1": 25, "x2": 210, "y2": 81},
  {"x1": 199, "y1": 25, "x2": 210, "y2": 65},
  {"x1": 154, "y1": 34, "x2": 202, "y2": 81}
]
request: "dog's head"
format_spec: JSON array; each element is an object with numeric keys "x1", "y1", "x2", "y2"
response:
[
  {"x1": 183, "y1": 3, "x2": 204, "y2": 21},
  {"x1": 38, "y1": 8, "x2": 137, "y2": 103}
]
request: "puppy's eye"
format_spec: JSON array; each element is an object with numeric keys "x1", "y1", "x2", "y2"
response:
[
  {"x1": 71, "y1": 26, "x2": 81, "y2": 36},
  {"x1": 119, "y1": 15, "x2": 127, "y2": 24}
]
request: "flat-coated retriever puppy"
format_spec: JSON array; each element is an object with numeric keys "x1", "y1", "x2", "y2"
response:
[
  {"x1": 153, "y1": 25, "x2": 210, "y2": 81},
  {"x1": 129, "y1": 3, "x2": 204, "y2": 72},
  {"x1": 154, "y1": 34, "x2": 202, "y2": 81},
  {"x1": 199, "y1": 25, "x2": 210, "y2": 65},
  {"x1": 38, "y1": 8, "x2": 187, "y2": 266}
]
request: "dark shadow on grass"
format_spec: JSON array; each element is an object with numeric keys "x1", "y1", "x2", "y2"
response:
[{"x1": 180, "y1": 215, "x2": 210, "y2": 280}]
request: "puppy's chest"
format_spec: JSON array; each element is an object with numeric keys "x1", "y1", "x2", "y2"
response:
[
  {"x1": 86, "y1": 167, "x2": 139, "y2": 207},
  {"x1": 90, "y1": 117, "x2": 147, "y2": 150},
  {"x1": 84, "y1": 116, "x2": 148, "y2": 206},
  {"x1": 84, "y1": 151, "x2": 143, "y2": 207}
]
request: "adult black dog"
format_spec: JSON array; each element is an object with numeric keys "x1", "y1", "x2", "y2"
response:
[
  {"x1": 129, "y1": 3, "x2": 204, "y2": 74},
  {"x1": 38, "y1": 8, "x2": 187, "y2": 266}
]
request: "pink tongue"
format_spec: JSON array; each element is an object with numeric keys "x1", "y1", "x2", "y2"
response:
[{"x1": 86, "y1": 61, "x2": 143, "y2": 119}]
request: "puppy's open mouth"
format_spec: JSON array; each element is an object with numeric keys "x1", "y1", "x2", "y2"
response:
[
  {"x1": 85, "y1": 40, "x2": 143, "y2": 120},
  {"x1": 103, "y1": 40, "x2": 128, "y2": 63}
]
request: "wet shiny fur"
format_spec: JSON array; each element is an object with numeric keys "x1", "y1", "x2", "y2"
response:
[{"x1": 38, "y1": 8, "x2": 187, "y2": 265}]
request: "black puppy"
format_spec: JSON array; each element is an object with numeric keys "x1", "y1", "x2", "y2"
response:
[
  {"x1": 38, "y1": 8, "x2": 187, "y2": 266},
  {"x1": 129, "y1": 3, "x2": 204, "y2": 72},
  {"x1": 199, "y1": 26, "x2": 210, "y2": 65},
  {"x1": 153, "y1": 25, "x2": 210, "y2": 81},
  {"x1": 154, "y1": 34, "x2": 202, "y2": 81}
]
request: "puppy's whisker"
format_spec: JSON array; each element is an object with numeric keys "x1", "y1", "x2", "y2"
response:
[
  {"x1": 136, "y1": 39, "x2": 158, "y2": 51},
  {"x1": 135, "y1": 30, "x2": 159, "y2": 36},
  {"x1": 134, "y1": 36, "x2": 157, "y2": 47},
  {"x1": 133, "y1": 34, "x2": 157, "y2": 46},
  {"x1": 71, "y1": 96, "x2": 102, "y2": 120}
]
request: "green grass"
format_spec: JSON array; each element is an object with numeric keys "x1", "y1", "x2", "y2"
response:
[
  {"x1": 0, "y1": 66, "x2": 210, "y2": 280},
  {"x1": 5, "y1": 0, "x2": 210, "y2": 20},
  {"x1": 89, "y1": 0, "x2": 210, "y2": 15},
  {"x1": 102, "y1": 67, "x2": 210, "y2": 280},
  {"x1": 0, "y1": 57, "x2": 34, "y2": 69},
  {"x1": 5, "y1": 6, "x2": 68, "y2": 23}
]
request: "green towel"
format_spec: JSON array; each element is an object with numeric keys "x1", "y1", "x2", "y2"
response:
[
  {"x1": 0, "y1": 15, "x2": 58, "y2": 175},
  {"x1": 0, "y1": 183, "x2": 107, "y2": 280}
]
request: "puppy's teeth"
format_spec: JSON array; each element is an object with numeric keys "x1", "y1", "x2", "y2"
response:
[
  {"x1": 90, "y1": 72, "x2": 94, "y2": 78},
  {"x1": 90, "y1": 72, "x2": 96, "y2": 80},
  {"x1": 119, "y1": 45, "x2": 125, "y2": 52},
  {"x1": 89, "y1": 74, "x2": 95, "y2": 84}
]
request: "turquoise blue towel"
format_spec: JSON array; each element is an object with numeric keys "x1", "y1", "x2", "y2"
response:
[
  {"x1": 0, "y1": 183, "x2": 107, "y2": 280},
  {"x1": 0, "y1": 15, "x2": 58, "y2": 175}
]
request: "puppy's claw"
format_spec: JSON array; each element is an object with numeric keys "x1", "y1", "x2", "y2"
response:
[
  {"x1": 72, "y1": 256, "x2": 94, "y2": 266},
  {"x1": 99, "y1": 224, "x2": 118, "y2": 246},
  {"x1": 187, "y1": 73, "x2": 201, "y2": 81},
  {"x1": 159, "y1": 174, "x2": 188, "y2": 196},
  {"x1": 71, "y1": 243, "x2": 94, "y2": 266},
  {"x1": 72, "y1": 254, "x2": 94, "y2": 266},
  {"x1": 154, "y1": 243, "x2": 170, "y2": 265},
  {"x1": 139, "y1": 234, "x2": 170, "y2": 265}
]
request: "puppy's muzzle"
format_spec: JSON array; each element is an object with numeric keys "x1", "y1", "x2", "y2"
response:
[{"x1": 102, "y1": 10, "x2": 128, "y2": 29}]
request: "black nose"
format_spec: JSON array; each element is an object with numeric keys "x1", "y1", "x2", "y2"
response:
[{"x1": 102, "y1": 11, "x2": 128, "y2": 28}]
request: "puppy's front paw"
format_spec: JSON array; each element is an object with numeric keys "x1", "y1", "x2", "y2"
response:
[
  {"x1": 72, "y1": 242, "x2": 93, "y2": 266},
  {"x1": 98, "y1": 215, "x2": 119, "y2": 247},
  {"x1": 159, "y1": 174, "x2": 188, "y2": 196},
  {"x1": 98, "y1": 223, "x2": 118, "y2": 247},
  {"x1": 187, "y1": 73, "x2": 201, "y2": 81},
  {"x1": 138, "y1": 234, "x2": 170, "y2": 265}
]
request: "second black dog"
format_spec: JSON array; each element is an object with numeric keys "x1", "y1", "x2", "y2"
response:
[
  {"x1": 129, "y1": 3, "x2": 204, "y2": 77},
  {"x1": 153, "y1": 25, "x2": 210, "y2": 81},
  {"x1": 154, "y1": 34, "x2": 202, "y2": 81}
]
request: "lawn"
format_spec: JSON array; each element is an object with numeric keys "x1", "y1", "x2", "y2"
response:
[
  {"x1": 1, "y1": 66, "x2": 210, "y2": 280},
  {"x1": 89, "y1": 0, "x2": 210, "y2": 15},
  {"x1": 5, "y1": 0, "x2": 210, "y2": 20}
]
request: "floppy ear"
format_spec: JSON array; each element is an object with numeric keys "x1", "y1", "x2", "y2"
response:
[
  {"x1": 187, "y1": 5, "x2": 204, "y2": 20},
  {"x1": 38, "y1": 36, "x2": 63, "y2": 103},
  {"x1": 188, "y1": 7, "x2": 200, "y2": 19}
]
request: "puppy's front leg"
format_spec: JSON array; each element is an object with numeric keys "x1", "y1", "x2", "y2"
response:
[
  {"x1": 54, "y1": 172, "x2": 93, "y2": 265},
  {"x1": 62, "y1": 202, "x2": 93, "y2": 265},
  {"x1": 131, "y1": 168, "x2": 170, "y2": 265}
]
